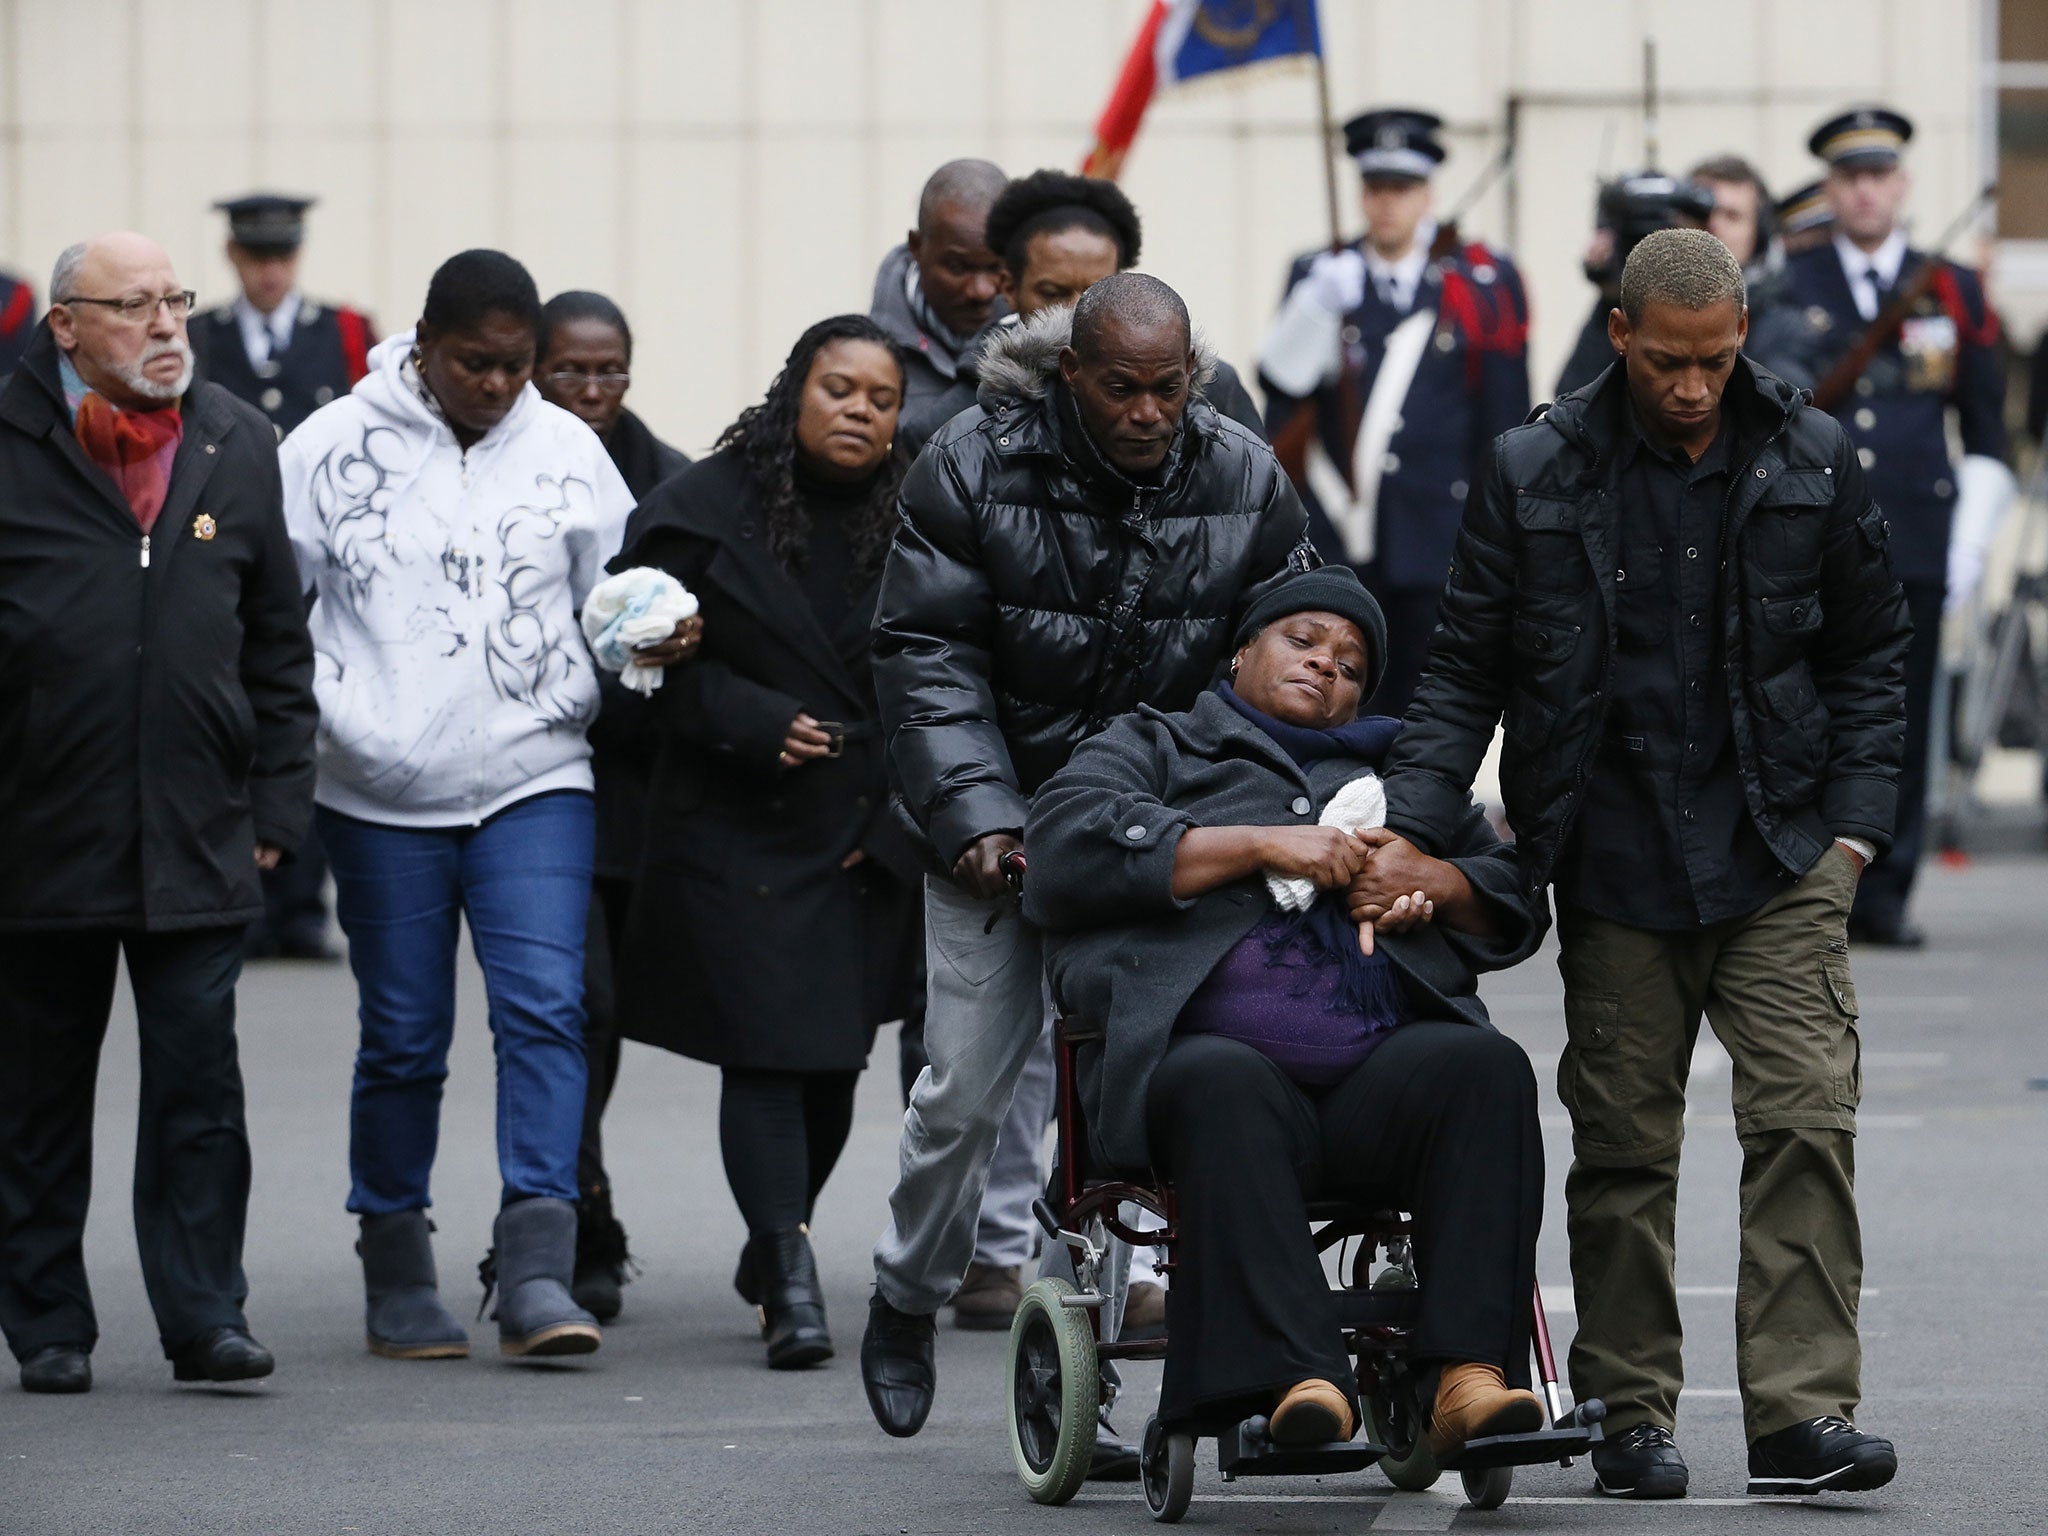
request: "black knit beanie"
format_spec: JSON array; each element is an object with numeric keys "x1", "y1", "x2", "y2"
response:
[{"x1": 1231, "y1": 566, "x2": 1391, "y2": 703}]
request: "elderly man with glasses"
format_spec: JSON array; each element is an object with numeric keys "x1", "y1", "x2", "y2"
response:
[{"x1": 0, "y1": 231, "x2": 316, "y2": 1395}]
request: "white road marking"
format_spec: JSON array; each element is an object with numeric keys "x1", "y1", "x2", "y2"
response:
[{"x1": 1371, "y1": 1488, "x2": 1463, "y2": 1528}]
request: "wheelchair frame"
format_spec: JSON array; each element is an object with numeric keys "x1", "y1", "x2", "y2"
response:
[{"x1": 1005, "y1": 1011, "x2": 1605, "y2": 1520}]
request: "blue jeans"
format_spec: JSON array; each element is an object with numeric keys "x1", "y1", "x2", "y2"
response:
[{"x1": 321, "y1": 792, "x2": 594, "y2": 1215}]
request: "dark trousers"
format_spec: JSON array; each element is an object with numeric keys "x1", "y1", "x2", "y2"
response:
[
  {"x1": 1145, "y1": 1024, "x2": 1543, "y2": 1430},
  {"x1": 248, "y1": 825, "x2": 331, "y2": 955},
  {"x1": 0, "y1": 927, "x2": 251, "y2": 1360},
  {"x1": 576, "y1": 876, "x2": 633, "y2": 1196},
  {"x1": 719, "y1": 1069, "x2": 861, "y2": 1235},
  {"x1": 1854, "y1": 577, "x2": 1940, "y2": 927},
  {"x1": 1362, "y1": 579, "x2": 1443, "y2": 721}
]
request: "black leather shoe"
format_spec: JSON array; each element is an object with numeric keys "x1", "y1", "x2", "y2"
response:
[
  {"x1": 170, "y1": 1326, "x2": 274, "y2": 1383},
  {"x1": 1848, "y1": 914, "x2": 1925, "y2": 949},
  {"x1": 1086, "y1": 1416, "x2": 1143, "y2": 1481},
  {"x1": 1592, "y1": 1422, "x2": 1689, "y2": 1498},
  {"x1": 19, "y1": 1345, "x2": 91, "y2": 1394},
  {"x1": 1747, "y1": 1416, "x2": 1897, "y2": 1496},
  {"x1": 860, "y1": 1292, "x2": 936, "y2": 1437}
]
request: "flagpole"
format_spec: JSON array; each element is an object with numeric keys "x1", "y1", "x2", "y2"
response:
[{"x1": 1306, "y1": 2, "x2": 1343, "y2": 252}]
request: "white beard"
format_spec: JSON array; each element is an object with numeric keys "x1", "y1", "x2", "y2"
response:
[{"x1": 118, "y1": 338, "x2": 195, "y2": 402}]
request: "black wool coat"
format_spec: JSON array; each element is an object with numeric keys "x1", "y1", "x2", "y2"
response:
[
  {"x1": 608, "y1": 448, "x2": 918, "y2": 1070},
  {"x1": 1023, "y1": 690, "x2": 1546, "y2": 1172},
  {"x1": 0, "y1": 322, "x2": 317, "y2": 932}
]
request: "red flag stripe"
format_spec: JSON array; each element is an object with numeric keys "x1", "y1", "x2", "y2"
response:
[{"x1": 1081, "y1": 0, "x2": 1168, "y2": 180}]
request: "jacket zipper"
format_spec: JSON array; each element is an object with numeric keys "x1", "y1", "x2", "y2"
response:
[{"x1": 139, "y1": 533, "x2": 151, "y2": 568}]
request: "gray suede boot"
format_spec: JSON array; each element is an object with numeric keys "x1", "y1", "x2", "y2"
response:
[
  {"x1": 490, "y1": 1198, "x2": 602, "y2": 1359},
  {"x1": 358, "y1": 1211, "x2": 470, "y2": 1360}
]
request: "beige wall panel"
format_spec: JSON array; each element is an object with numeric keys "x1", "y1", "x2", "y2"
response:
[
  {"x1": 379, "y1": 130, "x2": 501, "y2": 309},
  {"x1": 989, "y1": 0, "x2": 1146, "y2": 126},
  {"x1": 137, "y1": 134, "x2": 258, "y2": 295},
  {"x1": 386, "y1": 0, "x2": 500, "y2": 131},
  {"x1": 260, "y1": 0, "x2": 379, "y2": 131},
  {"x1": 1641, "y1": 0, "x2": 1764, "y2": 97},
  {"x1": 140, "y1": 0, "x2": 259, "y2": 134},
  {"x1": 755, "y1": 0, "x2": 871, "y2": 128},
  {"x1": 505, "y1": 132, "x2": 625, "y2": 303},
  {"x1": 508, "y1": 0, "x2": 622, "y2": 120},
  {"x1": 625, "y1": 0, "x2": 748, "y2": 127},
  {"x1": 1760, "y1": 0, "x2": 1886, "y2": 94},
  {"x1": 1512, "y1": 0, "x2": 1643, "y2": 96},
  {"x1": 876, "y1": 0, "x2": 995, "y2": 128},
  {"x1": 17, "y1": 135, "x2": 133, "y2": 280},
  {"x1": 16, "y1": 0, "x2": 130, "y2": 130}
]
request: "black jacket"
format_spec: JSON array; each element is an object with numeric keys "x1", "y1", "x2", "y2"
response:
[
  {"x1": 608, "y1": 449, "x2": 917, "y2": 1070},
  {"x1": 0, "y1": 323, "x2": 317, "y2": 931},
  {"x1": 588, "y1": 408, "x2": 690, "y2": 881},
  {"x1": 1383, "y1": 358, "x2": 1912, "y2": 895},
  {"x1": 1024, "y1": 691, "x2": 1544, "y2": 1171},
  {"x1": 874, "y1": 307, "x2": 1316, "y2": 871}
]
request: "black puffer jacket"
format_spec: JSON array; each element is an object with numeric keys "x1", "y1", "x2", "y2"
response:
[
  {"x1": 1383, "y1": 358, "x2": 1912, "y2": 892},
  {"x1": 874, "y1": 307, "x2": 1316, "y2": 869}
]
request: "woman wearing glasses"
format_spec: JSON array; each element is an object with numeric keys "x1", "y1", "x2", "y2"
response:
[
  {"x1": 612, "y1": 315, "x2": 921, "y2": 1370},
  {"x1": 279, "y1": 250, "x2": 687, "y2": 1365},
  {"x1": 530, "y1": 292, "x2": 693, "y2": 1325}
]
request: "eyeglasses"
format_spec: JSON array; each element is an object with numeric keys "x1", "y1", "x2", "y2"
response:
[
  {"x1": 541, "y1": 368, "x2": 630, "y2": 393},
  {"x1": 58, "y1": 290, "x2": 197, "y2": 322}
]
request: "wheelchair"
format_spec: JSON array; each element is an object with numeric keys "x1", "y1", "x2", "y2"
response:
[{"x1": 1000, "y1": 859, "x2": 1603, "y2": 1519}]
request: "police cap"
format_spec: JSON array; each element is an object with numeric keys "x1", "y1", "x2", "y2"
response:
[
  {"x1": 214, "y1": 193, "x2": 316, "y2": 253},
  {"x1": 1342, "y1": 108, "x2": 1446, "y2": 183},
  {"x1": 1808, "y1": 106, "x2": 1913, "y2": 171},
  {"x1": 1775, "y1": 179, "x2": 1832, "y2": 237}
]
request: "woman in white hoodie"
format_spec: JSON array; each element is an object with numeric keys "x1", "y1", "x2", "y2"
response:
[{"x1": 280, "y1": 250, "x2": 644, "y2": 1363}]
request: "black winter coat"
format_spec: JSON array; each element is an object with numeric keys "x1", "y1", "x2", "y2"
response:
[
  {"x1": 1383, "y1": 359, "x2": 1912, "y2": 894},
  {"x1": 609, "y1": 449, "x2": 917, "y2": 1070},
  {"x1": 1024, "y1": 690, "x2": 1544, "y2": 1171},
  {"x1": 874, "y1": 307, "x2": 1316, "y2": 871},
  {"x1": 0, "y1": 323, "x2": 316, "y2": 931}
]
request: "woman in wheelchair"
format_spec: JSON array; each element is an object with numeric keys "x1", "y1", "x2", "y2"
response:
[{"x1": 1023, "y1": 568, "x2": 1550, "y2": 1460}]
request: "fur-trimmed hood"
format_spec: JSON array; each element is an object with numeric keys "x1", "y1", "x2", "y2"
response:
[{"x1": 974, "y1": 306, "x2": 1219, "y2": 411}]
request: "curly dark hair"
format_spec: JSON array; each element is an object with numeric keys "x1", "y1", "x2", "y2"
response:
[
  {"x1": 984, "y1": 169, "x2": 1143, "y2": 282},
  {"x1": 714, "y1": 314, "x2": 911, "y2": 585}
]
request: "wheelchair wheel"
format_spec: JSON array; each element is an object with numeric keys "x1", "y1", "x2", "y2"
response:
[
  {"x1": 1140, "y1": 1415, "x2": 1195, "y2": 1523},
  {"x1": 1007, "y1": 1278, "x2": 1100, "y2": 1505},
  {"x1": 1461, "y1": 1464, "x2": 1512, "y2": 1511},
  {"x1": 1363, "y1": 1272, "x2": 1441, "y2": 1491}
]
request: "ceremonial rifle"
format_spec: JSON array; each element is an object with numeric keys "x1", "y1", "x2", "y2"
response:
[{"x1": 1810, "y1": 181, "x2": 1997, "y2": 415}]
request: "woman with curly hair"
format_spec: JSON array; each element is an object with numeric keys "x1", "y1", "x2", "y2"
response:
[{"x1": 612, "y1": 314, "x2": 920, "y2": 1369}]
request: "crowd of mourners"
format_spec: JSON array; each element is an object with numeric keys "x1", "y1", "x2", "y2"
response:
[{"x1": 6, "y1": 98, "x2": 1994, "y2": 1504}]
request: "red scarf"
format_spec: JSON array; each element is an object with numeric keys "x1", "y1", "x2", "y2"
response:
[{"x1": 74, "y1": 393, "x2": 183, "y2": 533}]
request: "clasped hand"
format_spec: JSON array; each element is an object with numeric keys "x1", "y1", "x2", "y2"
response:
[{"x1": 1261, "y1": 825, "x2": 1438, "y2": 956}]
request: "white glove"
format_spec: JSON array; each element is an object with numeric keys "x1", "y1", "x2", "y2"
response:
[
  {"x1": 1257, "y1": 249, "x2": 1368, "y2": 398},
  {"x1": 1946, "y1": 454, "x2": 2016, "y2": 614}
]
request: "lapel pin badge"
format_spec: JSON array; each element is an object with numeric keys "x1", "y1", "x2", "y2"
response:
[{"x1": 193, "y1": 513, "x2": 218, "y2": 541}]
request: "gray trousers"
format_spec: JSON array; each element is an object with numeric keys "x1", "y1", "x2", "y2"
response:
[
  {"x1": 974, "y1": 1021, "x2": 1055, "y2": 1270},
  {"x1": 874, "y1": 880, "x2": 1132, "y2": 1413}
]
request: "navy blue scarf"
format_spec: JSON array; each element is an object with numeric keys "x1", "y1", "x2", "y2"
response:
[{"x1": 1218, "y1": 682, "x2": 1407, "y2": 1024}]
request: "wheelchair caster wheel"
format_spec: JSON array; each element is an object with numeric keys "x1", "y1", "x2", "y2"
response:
[
  {"x1": 1141, "y1": 1416, "x2": 1194, "y2": 1523},
  {"x1": 1007, "y1": 1278, "x2": 1100, "y2": 1506},
  {"x1": 1461, "y1": 1464, "x2": 1512, "y2": 1511}
]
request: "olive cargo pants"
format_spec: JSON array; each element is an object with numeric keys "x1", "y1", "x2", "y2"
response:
[{"x1": 1554, "y1": 845, "x2": 1865, "y2": 1443}]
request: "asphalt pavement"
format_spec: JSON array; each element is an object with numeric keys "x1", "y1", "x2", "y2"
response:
[{"x1": 4, "y1": 837, "x2": 2046, "y2": 1535}]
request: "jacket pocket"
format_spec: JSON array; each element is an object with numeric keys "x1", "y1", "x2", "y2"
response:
[
  {"x1": 1760, "y1": 591, "x2": 1824, "y2": 638},
  {"x1": 1511, "y1": 614, "x2": 1581, "y2": 664},
  {"x1": 1514, "y1": 494, "x2": 1590, "y2": 595},
  {"x1": 1753, "y1": 662, "x2": 1828, "y2": 807},
  {"x1": 1750, "y1": 472, "x2": 1833, "y2": 575},
  {"x1": 1822, "y1": 955, "x2": 1862, "y2": 1109}
]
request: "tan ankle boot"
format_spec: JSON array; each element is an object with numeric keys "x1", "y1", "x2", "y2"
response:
[
  {"x1": 1269, "y1": 1378, "x2": 1358, "y2": 1446},
  {"x1": 1427, "y1": 1362, "x2": 1544, "y2": 1455}
]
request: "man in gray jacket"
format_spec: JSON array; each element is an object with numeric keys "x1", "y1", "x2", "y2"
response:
[{"x1": 870, "y1": 159, "x2": 1009, "y2": 428}]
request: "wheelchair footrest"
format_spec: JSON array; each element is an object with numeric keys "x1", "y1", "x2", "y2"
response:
[
  {"x1": 1441, "y1": 1422, "x2": 1604, "y2": 1471},
  {"x1": 1218, "y1": 1419, "x2": 1387, "y2": 1479}
]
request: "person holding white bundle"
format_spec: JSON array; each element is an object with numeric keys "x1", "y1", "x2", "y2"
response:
[{"x1": 279, "y1": 249, "x2": 679, "y2": 1364}]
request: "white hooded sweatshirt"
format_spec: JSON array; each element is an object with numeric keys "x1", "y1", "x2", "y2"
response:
[{"x1": 280, "y1": 332, "x2": 635, "y2": 827}]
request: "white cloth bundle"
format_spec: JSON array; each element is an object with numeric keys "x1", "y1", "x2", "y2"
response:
[
  {"x1": 580, "y1": 566, "x2": 699, "y2": 696},
  {"x1": 1264, "y1": 772, "x2": 1387, "y2": 912}
]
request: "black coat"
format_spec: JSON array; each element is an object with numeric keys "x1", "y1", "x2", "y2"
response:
[
  {"x1": 1024, "y1": 690, "x2": 1544, "y2": 1171},
  {"x1": 0, "y1": 322, "x2": 316, "y2": 932},
  {"x1": 1383, "y1": 358, "x2": 1913, "y2": 894},
  {"x1": 190, "y1": 296, "x2": 375, "y2": 439},
  {"x1": 609, "y1": 448, "x2": 917, "y2": 1070},
  {"x1": 588, "y1": 408, "x2": 691, "y2": 881},
  {"x1": 874, "y1": 307, "x2": 1316, "y2": 871}
]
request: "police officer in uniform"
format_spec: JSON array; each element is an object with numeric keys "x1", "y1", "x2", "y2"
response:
[
  {"x1": 1758, "y1": 109, "x2": 2011, "y2": 947},
  {"x1": 193, "y1": 194, "x2": 377, "y2": 960},
  {"x1": 1259, "y1": 108, "x2": 1530, "y2": 717}
]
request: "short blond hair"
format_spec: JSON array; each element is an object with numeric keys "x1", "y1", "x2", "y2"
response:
[{"x1": 1619, "y1": 227, "x2": 1746, "y2": 323}]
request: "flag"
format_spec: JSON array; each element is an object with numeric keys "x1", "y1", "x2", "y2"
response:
[{"x1": 1083, "y1": 0, "x2": 1323, "y2": 179}]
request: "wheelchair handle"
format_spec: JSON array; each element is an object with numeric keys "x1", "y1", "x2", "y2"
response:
[{"x1": 1000, "y1": 849, "x2": 1028, "y2": 891}]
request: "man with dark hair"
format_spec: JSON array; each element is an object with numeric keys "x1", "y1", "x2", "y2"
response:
[
  {"x1": 860, "y1": 272, "x2": 1316, "y2": 1459},
  {"x1": 870, "y1": 159, "x2": 1009, "y2": 427},
  {"x1": 1260, "y1": 107, "x2": 1531, "y2": 717},
  {"x1": 1382, "y1": 227, "x2": 1909, "y2": 1500},
  {"x1": 1755, "y1": 106, "x2": 2012, "y2": 948},
  {"x1": 192, "y1": 193, "x2": 377, "y2": 963},
  {"x1": 897, "y1": 169, "x2": 1264, "y2": 455},
  {"x1": 1686, "y1": 155, "x2": 1774, "y2": 272},
  {"x1": 0, "y1": 231, "x2": 317, "y2": 1393}
]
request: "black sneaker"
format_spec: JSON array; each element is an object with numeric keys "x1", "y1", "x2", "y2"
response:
[
  {"x1": 1592, "y1": 1422, "x2": 1689, "y2": 1499},
  {"x1": 1747, "y1": 1416, "x2": 1897, "y2": 1496}
]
